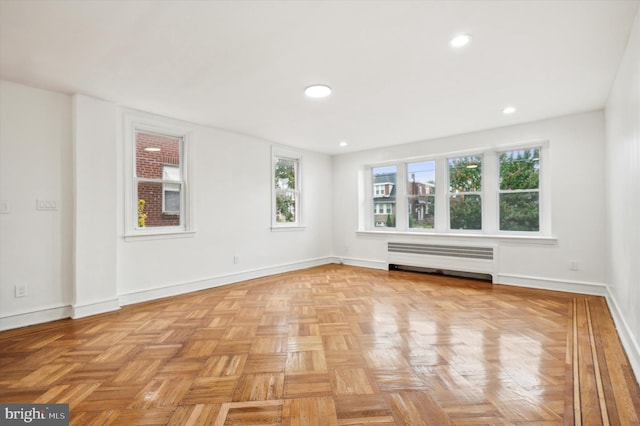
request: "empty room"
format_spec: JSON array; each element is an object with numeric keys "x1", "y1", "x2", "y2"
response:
[{"x1": 1, "y1": 1, "x2": 639, "y2": 424}]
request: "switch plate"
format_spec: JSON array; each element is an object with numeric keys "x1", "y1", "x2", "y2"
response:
[
  {"x1": 0, "y1": 200, "x2": 10, "y2": 214},
  {"x1": 36, "y1": 200, "x2": 58, "y2": 211}
]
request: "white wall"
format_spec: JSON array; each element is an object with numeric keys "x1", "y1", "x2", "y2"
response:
[
  {"x1": 605, "y1": 9, "x2": 640, "y2": 378},
  {"x1": 0, "y1": 81, "x2": 73, "y2": 329},
  {"x1": 72, "y1": 95, "x2": 119, "y2": 317},
  {"x1": 332, "y1": 111, "x2": 608, "y2": 294},
  {"x1": 115, "y1": 110, "x2": 334, "y2": 303},
  {"x1": 0, "y1": 84, "x2": 333, "y2": 328}
]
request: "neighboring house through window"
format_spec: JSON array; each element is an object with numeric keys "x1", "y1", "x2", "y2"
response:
[
  {"x1": 361, "y1": 142, "x2": 547, "y2": 236},
  {"x1": 124, "y1": 112, "x2": 193, "y2": 238}
]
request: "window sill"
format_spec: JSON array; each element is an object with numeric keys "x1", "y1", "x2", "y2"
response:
[
  {"x1": 125, "y1": 230, "x2": 196, "y2": 242},
  {"x1": 271, "y1": 225, "x2": 306, "y2": 232},
  {"x1": 356, "y1": 230, "x2": 557, "y2": 245}
]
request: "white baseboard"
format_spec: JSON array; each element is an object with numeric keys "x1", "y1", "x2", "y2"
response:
[
  {"x1": 605, "y1": 291, "x2": 640, "y2": 384},
  {"x1": 72, "y1": 298, "x2": 120, "y2": 319},
  {"x1": 497, "y1": 273, "x2": 608, "y2": 296},
  {"x1": 119, "y1": 256, "x2": 334, "y2": 306},
  {"x1": 338, "y1": 257, "x2": 388, "y2": 270},
  {"x1": 0, "y1": 305, "x2": 72, "y2": 331}
]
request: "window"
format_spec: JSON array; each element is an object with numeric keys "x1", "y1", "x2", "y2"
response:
[
  {"x1": 272, "y1": 149, "x2": 302, "y2": 228},
  {"x1": 135, "y1": 131, "x2": 184, "y2": 229},
  {"x1": 407, "y1": 160, "x2": 435, "y2": 229},
  {"x1": 124, "y1": 112, "x2": 193, "y2": 239},
  {"x1": 448, "y1": 155, "x2": 482, "y2": 230},
  {"x1": 372, "y1": 165, "x2": 397, "y2": 227},
  {"x1": 362, "y1": 143, "x2": 547, "y2": 236},
  {"x1": 498, "y1": 147, "x2": 540, "y2": 231}
]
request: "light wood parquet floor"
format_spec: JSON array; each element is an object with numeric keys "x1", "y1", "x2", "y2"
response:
[{"x1": 1, "y1": 265, "x2": 639, "y2": 425}]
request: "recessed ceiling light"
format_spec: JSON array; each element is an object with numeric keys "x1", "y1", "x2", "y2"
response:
[
  {"x1": 339, "y1": 141, "x2": 348, "y2": 147},
  {"x1": 304, "y1": 84, "x2": 332, "y2": 98},
  {"x1": 144, "y1": 147, "x2": 161, "y2": 152},
  {"x1": 503, "y1": 106, "x2": 517, "y2": 114},
  {"x1": 449, "y1": 34, "x2": 472, "y2": 48}
]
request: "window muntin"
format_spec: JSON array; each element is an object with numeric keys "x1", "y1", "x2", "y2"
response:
[
  {"x1": 135, "y1": 131, "x2": 183, "y2": 229},
  {"x1": 407, "y1": 160, "x2": 436, "y2": 229},
  {"x1": 448, "y1": 155, "x2": 482, "y2": 230},
  {"x1": 274, "y1": 156, "x2": 299, "y2": 225},
  {"x1": 372, "y1": 165, "x2": 397, "y2": 228},
  {"x1": 498, "y1": 148, "x2": 540, "y2": 231}
]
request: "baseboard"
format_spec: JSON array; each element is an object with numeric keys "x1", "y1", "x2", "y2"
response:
[
  {"x1": 0, "y1": 305, "x2": 72, "y2": 331},
  {"x1": 72, "y1": 298, "x2": 120, "y2": 319},
  {"x1": 605, "y1": 290, "x2": 640, "y2": 383},
  {"x1": 497, "y1": 273, "x2": 608, "y2": 296},
  {"x1": 119, "y1": 256, "x2": 335, "y2": 306},
  {"x1": 337, "y1": 257, "x2": 388, "y2": 270}
]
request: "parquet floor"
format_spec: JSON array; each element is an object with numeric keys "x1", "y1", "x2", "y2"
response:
[{"x1": 1, "y1": 265, "x2": 639, "y2": 425}]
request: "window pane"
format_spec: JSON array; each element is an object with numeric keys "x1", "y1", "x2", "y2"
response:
[
  {"x1": 372, "y1": 166, "x2": 396, "y2": 227},
  {"x1": 276, "y1": 191, "x2": 296, "y2": 223},
  {"x1": 136, "y1": 132, "x2": 181, "y2": 179},
  {"x1": 449, "y1": 194, "x2": 482, "y2": 230},
  {"x1": 500, "y1": 192, "x2": 539, "y2": 231},
  {"x1": 499, "y1": 148, "x2": 539, "y2": 190},
  {"x1": 275, "y1": 158, "x2": 296, "y2": 190},
  {"x1": 164, "y1": 190, "x2": 181, "y2": 213},
  {"x1": 138, "y1": 182, "x2": 180, "y2": 227},
  {"x1": 407, "y1": 161, "x2": 435, "y2": 229},
  {"x1": 448, "y1": 156, "x2": 482, "y2": 192}
]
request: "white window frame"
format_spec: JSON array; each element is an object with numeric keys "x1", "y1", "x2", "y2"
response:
[
  {"x1": 447, "y1": 154, "x2": 484, "y2": 233},
  {"x1": 271, "y1": 147, "x2": 304, "y2": 230},
  {"x1": 495, "y1": 141, "x2": 549, "y2": 236},
  {"x1": 406, "y1": 159, "x2": 437, "y2": 230},
  {"x1": 123, "y1": 112, "x2": 194, "y2": 240},
  {"x1": 371, "y1": 164, "x2": 399, "y2": 229},
  {"x1": 359, "y1": 140, "x2": 551, "y2": 239}
]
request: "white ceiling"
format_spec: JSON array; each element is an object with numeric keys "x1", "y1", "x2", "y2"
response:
[{"x1": 1, "y1": 1, "x2": 638, "y2": 155}]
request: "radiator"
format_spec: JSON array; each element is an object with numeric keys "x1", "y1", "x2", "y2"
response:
[{"x1": 388, "y1": 242, "x2": 496, "y2": 282}]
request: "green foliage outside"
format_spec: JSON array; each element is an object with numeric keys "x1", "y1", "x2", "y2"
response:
[
  {"x1": 447, "y1": 150, "x2": 540, "y2": 231},
  {"x1": 275, "y1": 158, "x2": 296, "y2": 223},
  {"x1": 385, "y1": 214, "x2": 396, "y2": 227},
  {"x1": 449, "y1": 156, "x2": 482, "y2": 229},
  {"x1": 499, "y1": 148, "x2": 540, "y2": 231}
]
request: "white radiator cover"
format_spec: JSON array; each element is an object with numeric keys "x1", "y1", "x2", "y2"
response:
[{"x1": 388, "y1": 242, "x2": 497, "y2": 282}]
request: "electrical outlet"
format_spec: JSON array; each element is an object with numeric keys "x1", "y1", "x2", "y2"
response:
[
  {"x1": 233, "y1": 255, "x2": 239, "y2": 264},
  {"x1": 570, "y1": 261, "x2": 579, "y2": 271},
  {"x1": 0, "y1": 200, "x2": 10, "y2": 214},
  {"x1": 15, "y1": 284, "x2": 27, "y2": 298}
]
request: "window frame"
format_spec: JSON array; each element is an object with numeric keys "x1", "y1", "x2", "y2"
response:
[
  {"x1": 497, "y1": 146, "x2": 541, "y2": 233},
  {"x1": 271, "y1": 147, "x2": 304, "y2": 230},
  {"x1": 371, "y1": 164, "x2": 399, "y2": 229},
  {"x1": 406, "y1": 159, "x2": 437, "y2": 230},
  {"x1": 360, "y1": 140, "x2": 550, "y2": 237},
  {"x1": 123, "y1": 112, "x2": 194, "y2": 240},
  {"x1": 447, "y1": 154, "x2": 484, "y2": 233}
]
